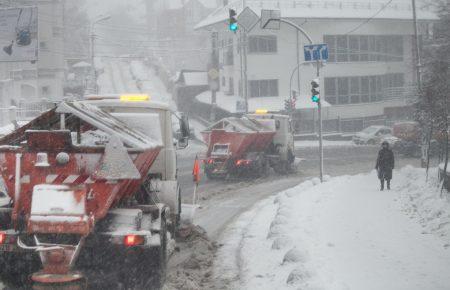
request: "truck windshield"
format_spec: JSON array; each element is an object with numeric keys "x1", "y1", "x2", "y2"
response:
[{"x1": 213, "y1": 144, "x2": 229, "y2": 155}]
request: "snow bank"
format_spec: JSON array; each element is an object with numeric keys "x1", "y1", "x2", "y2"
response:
[
  {"x1": 396, "y1": 166, "x2": 450, "y2": 247},
  {"x1": 214, "y1": 167, "x2": 450, "y2": 290}
]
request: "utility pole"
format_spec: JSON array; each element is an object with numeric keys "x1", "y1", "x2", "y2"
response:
[
  {"x1": 412, "y1": 0, "x2": 422, "y2": 91},
  {"x1": 412, "y1": 0, "x2": 427, "y2": 168},
  {"x1": 243, "y1": 31, "x2": 249, "y2": 113},
  {"x1": 89, "y1": 15, "x2": 111, "y2": 94},
  {"x1": 296, "y1": 30, "x2": 301, "y2": 94},
  {"x1": 209, "y1": 32, "x2": 219, "y2": 122},
  {"x1": 316, "y1": 61, "x2": 323, "y2": 182}
]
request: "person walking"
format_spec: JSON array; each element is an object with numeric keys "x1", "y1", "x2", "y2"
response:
[{"x1": 375, "y1": 141, "x2": 395, "y2": 191}]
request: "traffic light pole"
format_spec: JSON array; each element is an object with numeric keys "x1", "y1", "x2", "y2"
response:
[
  {"x1": 277, "y1": 19, "x2": 323, "y2": 182},
  {"x1": 316, "y1": 61, "x2": 323, "y2": 182}
]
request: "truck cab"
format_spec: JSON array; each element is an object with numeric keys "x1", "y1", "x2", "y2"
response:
[
  {"x1": 83, "y1": 94, "x2": 189, "y2": 220},
  {"x1": 247, "y1": 113, "x2": 295, "y2": 164}
]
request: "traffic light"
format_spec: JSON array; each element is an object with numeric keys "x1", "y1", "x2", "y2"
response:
[
  {"x1": 229, "y1": 9, "x2": 238, "y2": 32},
  {"x1": 292, "y1": 90, "x2": 298, "y2": 101},
  {"x1": 284, "y1": 99, "x2": 291, "y2": 111},
  {"x1": 291, "y1": 91, "x2": 297, "y2": 110},
  {"x1": 311, "y1": 78, "x2": 320, "y2": 103}
]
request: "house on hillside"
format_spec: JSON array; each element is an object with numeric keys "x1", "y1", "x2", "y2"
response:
[
  {"x1": 145, "y1": 0, "x2": 219, "y2": 72},
  {"x1": 195, "y1": 0, "x2": 437, "y2": 133}
]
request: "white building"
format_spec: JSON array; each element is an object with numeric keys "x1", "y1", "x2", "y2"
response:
[
  {"x1": 0, "y1": 0, "x2": 65, "y2": 125},
  {"x1": 195, "y1": 0, "x2": 437, "y2": 132}
]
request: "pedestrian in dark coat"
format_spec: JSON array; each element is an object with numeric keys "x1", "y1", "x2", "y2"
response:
[{"x1": 375, "y1": 141, "x2": 395, "y2": 191}]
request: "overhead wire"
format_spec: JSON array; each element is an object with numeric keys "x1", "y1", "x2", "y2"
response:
[{"x1": 344, "y1": 0, "x2": 396, "y2": 34}]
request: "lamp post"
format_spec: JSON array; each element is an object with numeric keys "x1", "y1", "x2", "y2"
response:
[{"x1": 89, "y1": 15, "x2": 111, "y2": 94}]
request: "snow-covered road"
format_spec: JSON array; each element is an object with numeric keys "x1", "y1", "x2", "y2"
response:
[{"x1": 215, "y1": 167, "x2": 450, "y2": 290}]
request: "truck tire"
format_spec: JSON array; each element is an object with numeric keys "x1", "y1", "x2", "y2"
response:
[
  {"x1": 122, "y1": 216, "x2": 167, "y2": 290},
  {"x1": 0, "y1": 252, "x2": 40, "y2": 288},
  {"x1": 148, "y1": 216, "x2": 168, "y2": 290}
]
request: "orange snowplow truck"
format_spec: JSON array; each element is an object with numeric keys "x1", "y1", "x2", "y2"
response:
[{"x1": 0, "y1": 99, "x2": 189, "y2": 289}]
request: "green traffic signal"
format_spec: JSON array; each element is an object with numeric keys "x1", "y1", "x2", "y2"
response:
[
  {"x1": 229, "y1": 9, "x2": 238, "y2": 32},
  {"x1": 311, "y1": 95, "x2": 320, "y2": 103}
]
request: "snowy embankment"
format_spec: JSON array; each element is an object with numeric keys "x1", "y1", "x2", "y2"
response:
[{"x1": 214, "y1": 166, "x2": 450, "y2": 290}]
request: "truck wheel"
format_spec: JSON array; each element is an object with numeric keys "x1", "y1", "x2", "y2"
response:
[
  {"x1": 0, "y1": 252, "x2": 40, "y2": 288},
  {"x1": 123, "y1": 216, "x2": 167, "y2": 290},
  {"x1": 149, "y1": 216, "x2": 168, "y2": 289}
]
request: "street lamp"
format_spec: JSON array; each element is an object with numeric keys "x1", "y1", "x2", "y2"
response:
[{"x1": 89, "y1": 15, "x2": 111, "y2": 94}]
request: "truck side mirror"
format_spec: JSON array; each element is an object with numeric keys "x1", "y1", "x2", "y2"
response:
[
  {"x1": 180, "y1": 114, "x2": 190, "y2": 139},
  {"x1": 177, "y1": 113, "x2": 190, "y2": 149}
]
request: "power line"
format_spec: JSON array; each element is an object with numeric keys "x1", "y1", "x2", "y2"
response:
[{"x1": 345, "y1": 0, "x2": 395, "y2": 35}]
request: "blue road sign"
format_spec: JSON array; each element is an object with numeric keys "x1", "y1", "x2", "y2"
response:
[{"x1": 304, "y1": 44, "x2": 329, "y2": 62}]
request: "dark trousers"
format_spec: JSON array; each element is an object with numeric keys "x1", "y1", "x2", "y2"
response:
[{"x1": 378, "y1": 168, "x2": 392, "y2": 180}]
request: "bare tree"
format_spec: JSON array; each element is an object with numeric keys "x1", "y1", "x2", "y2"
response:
[{"x1": 416, "y1": 0, "x2": 450, "y2": 190}]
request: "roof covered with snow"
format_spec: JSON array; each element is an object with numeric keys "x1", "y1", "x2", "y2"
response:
[
  {"x1": 157, "y1": 0, "x2": 218, "y2": 10},
  {"x1": 182, "y1": 71, "x2": 209, "y2": 86},
  {"x1": 196, "y1": 0, "x2": 438, "y2": 29}
]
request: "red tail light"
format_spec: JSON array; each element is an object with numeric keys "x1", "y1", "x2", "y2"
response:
[
  {"x1": 0, "y1": 232, "x2": 5, "y2": 244},
  {"x1": 124, "y1": 235, "x2": 145, "y2": 247},
  {"x1": 236, "y1": 160, "x2": 251, "y2": 166}
]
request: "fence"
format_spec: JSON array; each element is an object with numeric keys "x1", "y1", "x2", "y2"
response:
[
  {"x1": 0, "y1": 100, "x2": 55, "y2": 127},
  {"x1": 293, "y1": 115, "x2": 392, "y2": 134}
]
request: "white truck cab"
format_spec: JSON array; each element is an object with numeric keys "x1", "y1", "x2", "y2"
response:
[
  {"x1": 247, "y1": 112, "x2": 295, "y2": 163},
  {"x1": 82, "y1": 94, "x2": 189, "y2": 221}
]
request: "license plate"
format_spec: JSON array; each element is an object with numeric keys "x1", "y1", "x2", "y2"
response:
[
  {"x1": 0, "y1": 244, "x2": 18, "y2": 252},
  {"x1": 0, "y1": 244, "x2": 12, "y2": 251}
]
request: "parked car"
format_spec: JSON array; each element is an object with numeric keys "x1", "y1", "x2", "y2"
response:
[
  {"x1": 352, "y1": 126, "x2": 393, "y2": 145},
  {"x1": 391, "y1": 121, "x2": 439, "y2": 157}
]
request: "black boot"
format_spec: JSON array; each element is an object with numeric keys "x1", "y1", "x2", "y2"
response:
[
  {"x1": 387, "y1": 180, "x2": 391, "y2": 190},
  {"x1": 380, "y1": 180, "x2": 384, "y2": 191}
]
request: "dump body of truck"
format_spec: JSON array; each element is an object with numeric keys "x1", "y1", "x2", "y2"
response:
[
  {"x1": 0, "y1": 99, "x2": 183, "y2": 289},
  {"x1": 202, "y1": 114, "x2": 295, "y2": 178}
]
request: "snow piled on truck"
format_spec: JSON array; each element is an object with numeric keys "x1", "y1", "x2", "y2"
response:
[{"x1": 214, "y1": 166, "x2": 450, "y2": 290}]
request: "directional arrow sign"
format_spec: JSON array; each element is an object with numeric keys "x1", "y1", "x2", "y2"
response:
[
  {"x1": 237, "y1": 7, "x2": 260, "y2": 32},
  {"x1": 304, "y1": 44, "x2": 329, "y2": 62}
]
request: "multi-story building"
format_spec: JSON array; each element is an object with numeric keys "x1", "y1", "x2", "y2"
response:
[
  {"x1": 195, "y1": 0, "x2": 437, "y2": 132},
  {"x1": 0, "y1": 0, "x2": 65, "y2": 125}
]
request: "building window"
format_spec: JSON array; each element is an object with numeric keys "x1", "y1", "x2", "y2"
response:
[
  {"x1": 338, "y1": 77, "x2": 349, "y2": 104},
  {"x1": 229, "y1": 77, "x2": 234, "y2": 95},
  {"x1": 248, "y1": 35, "x2": 277, "y2": 54},
  {"x1": 225, "y1": 38, "x2": 234, "y2": 65},
  {"x1": 324, "y1": 73, "x2": 404, "y2": 105},
  {"x1": 41, "y1": 86, "x2": 50, "y2": 95},
  {"x1": 350, "y1": 77, "x2": 360, "y2": 103},
  {"x1": 336, "y1": 36, "x2": 348, "y2": 62},
  {"x1": 324, "y1": 35, "x2": 336, "y2": 62},
  {"x1": 324, "y1": 35, "x2": 404, "y2": 63},
  {"x1": 222, "y1": 76, "x2": 226, "y2": 86},
  {"x1": 249, "y1": 79, "x2": 278, "y2": 98},
  {"x1": 324, "y1": 78, "x2": 336, "y2": 104}
]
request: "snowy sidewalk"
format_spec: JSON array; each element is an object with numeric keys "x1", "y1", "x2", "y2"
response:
[{"x1": 214, "y1": 167, "x2": 450, "y2": 290}]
